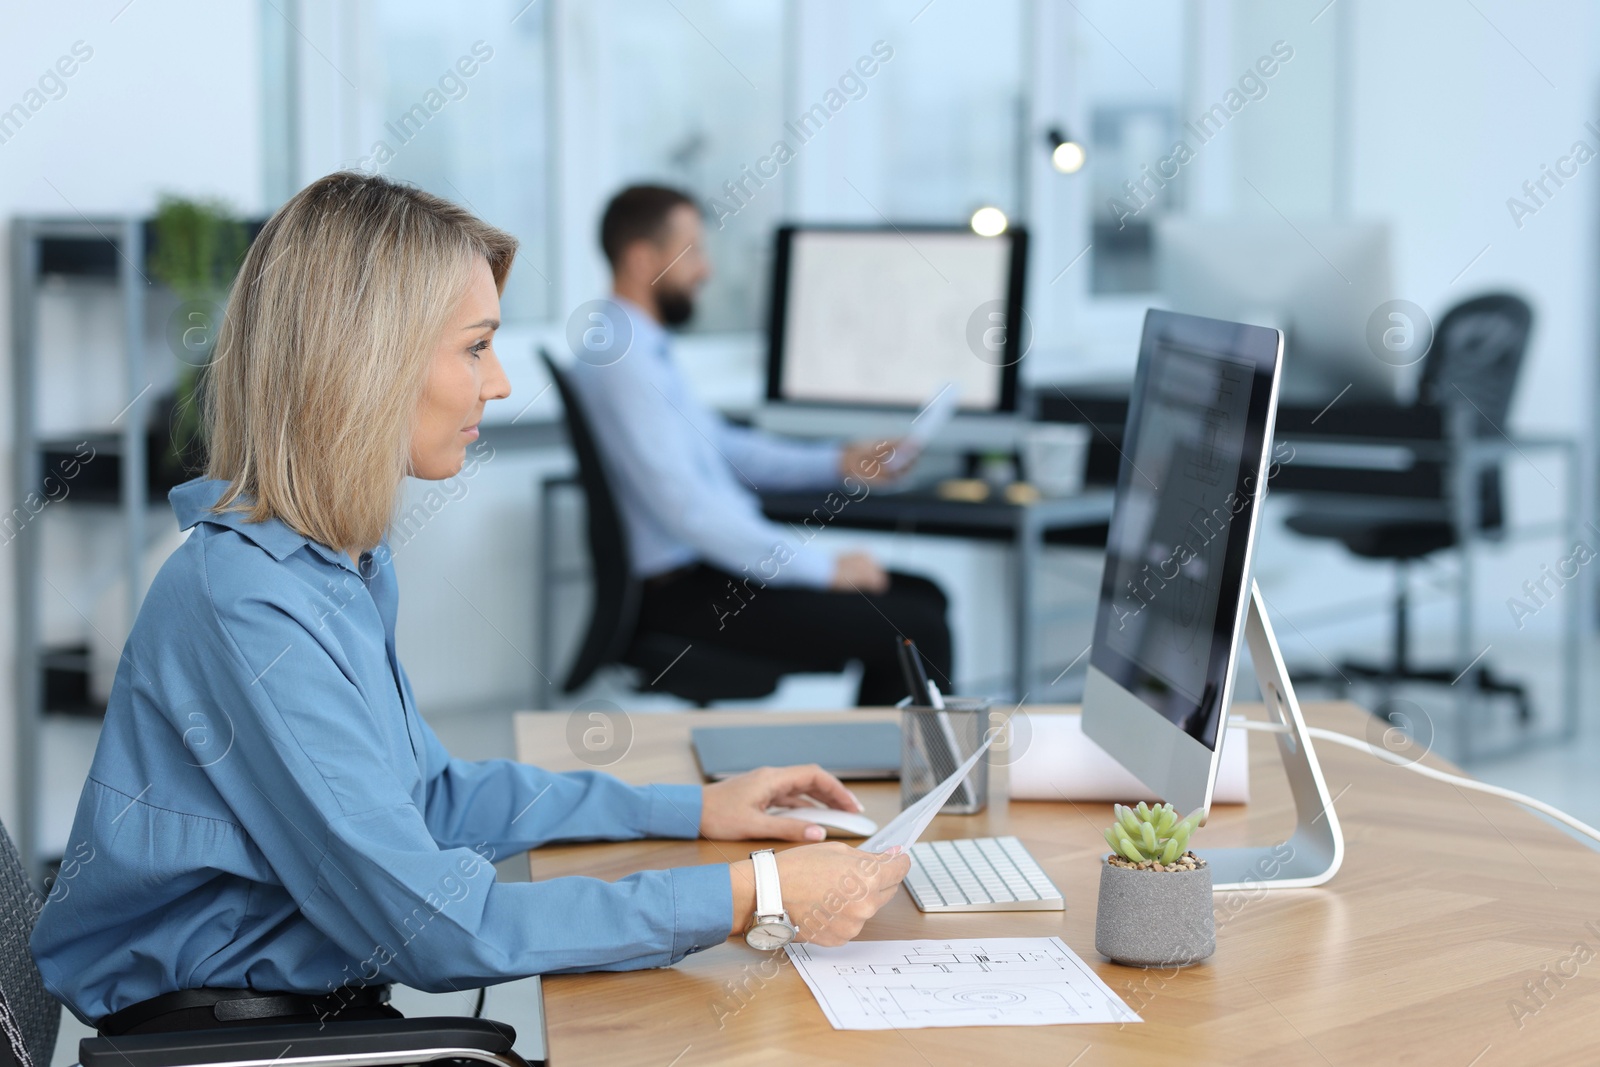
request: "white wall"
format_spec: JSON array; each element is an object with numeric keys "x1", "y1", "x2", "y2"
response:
[{"x1": 1350, "y1": 0, "x2": 1596, "y2": 445}]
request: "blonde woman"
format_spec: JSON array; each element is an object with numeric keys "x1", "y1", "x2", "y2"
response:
[{"x1": 30, "y1": 172, "x2": 909, "y2": 1035}]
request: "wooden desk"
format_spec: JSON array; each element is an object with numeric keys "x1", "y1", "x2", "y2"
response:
[{"x1": 514, "y1": 705, "x2": 1600, "y2": 1065}]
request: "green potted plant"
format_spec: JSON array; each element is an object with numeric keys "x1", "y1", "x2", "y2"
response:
[
  {"x1": 1094, "y1": 802, "x2": 1215, "y2": 967},
  {"x1": 148, "y1": 195, "x2": 248, "y2": 484}
]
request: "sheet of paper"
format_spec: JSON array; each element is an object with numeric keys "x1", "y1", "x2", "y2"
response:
[
  {"x1": 860, "y1": 731, "x2": 994, "y2": 854},
  {"x1": 786, "y1": 937, "x2": 1141, "y2": 1030},
  {"x1": 1007, "y1": 712, "x2": 1251, "y2": 804},
  {"x1": 886, "y1": 382, "x2": 961, "y2": 471}
]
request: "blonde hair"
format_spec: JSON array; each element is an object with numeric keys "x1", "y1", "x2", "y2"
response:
[{"x1": 206, "y1": 172, "x2": 516, "y2": 552}]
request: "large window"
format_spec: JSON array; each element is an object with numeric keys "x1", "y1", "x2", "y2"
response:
[
  {"x1": 276, "y1": 1, "x2": 1183, "y2": 335},
  {"x1": 1073, "y1": 1, "x2": 1187, "y2": 295},
  {"x1": 360, "y1": 0, "x2": 555, "y2": 321},
  {"x1": 595, "y1": 0, "x2": 1027, "y2": 332},
  {"x1": 790, "y1": 1, "x2": 1027, "y2": 224},
  {"x1": 599, "y1": 0, "x2": 786, "y2": 332}
]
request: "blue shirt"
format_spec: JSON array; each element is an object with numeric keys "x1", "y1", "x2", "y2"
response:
[
  {"x1": 30, "y1": 478, "x2": 732, "y2": 1025},
  {"x1": 568, "y1": 297, "x2": 844, "y2": 587}
]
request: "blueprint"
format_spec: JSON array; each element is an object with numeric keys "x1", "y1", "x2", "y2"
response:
[{"x1": 785, "y1": 937, "x2": 1140, "y2": 1030}]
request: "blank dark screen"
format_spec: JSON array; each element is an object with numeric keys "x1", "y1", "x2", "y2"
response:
[{"x1": 1099, "y1": 339, "x2": 1256, "y2": 743}]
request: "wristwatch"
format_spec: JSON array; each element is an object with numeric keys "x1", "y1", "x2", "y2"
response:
[{"x1": 744, "y1": 848, "x2": 798, "y2": 950}]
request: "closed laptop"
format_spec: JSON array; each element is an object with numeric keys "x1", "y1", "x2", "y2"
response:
[{"x1": 691, "y1": 722, "x2": 901, "y2": 780}]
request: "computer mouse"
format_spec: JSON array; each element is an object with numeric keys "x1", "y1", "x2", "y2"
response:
[{"x1": 766, "y1": 806, "x2": 880, "y2": 838}]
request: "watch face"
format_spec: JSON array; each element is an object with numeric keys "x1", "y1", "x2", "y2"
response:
[{"x1": 746, "y1": 918, "x2": 796, "y2": 951}]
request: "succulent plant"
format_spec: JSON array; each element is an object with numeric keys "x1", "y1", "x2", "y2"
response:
[{"x1": 1102, "y1": 802, "x2": 1203, "y2": 866}]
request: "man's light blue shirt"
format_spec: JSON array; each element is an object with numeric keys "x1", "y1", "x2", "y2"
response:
[
  {"x1": 30, "y1": 478, "x2": 731, "y2": 1025},
  {"x1": 568, "y1": 297, "x2": 844, "y2": 587}
]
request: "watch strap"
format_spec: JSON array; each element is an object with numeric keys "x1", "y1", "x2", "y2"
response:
[{"x1": 750, "y1": 849, "x2": 783, "y2": 917}]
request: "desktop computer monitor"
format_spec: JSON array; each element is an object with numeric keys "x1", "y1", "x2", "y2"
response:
[
  {"x1": 1082, "y1": 309, "x2": 1284, "y2": 819},
  {"x1": 1156, "y1": 217, "x2": 1396, "y2": 405},
  {"x1": 764, "y1": 225, "x2": 1027, "y2": 412}
]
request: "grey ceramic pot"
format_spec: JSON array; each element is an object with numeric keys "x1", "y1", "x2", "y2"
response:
[{"x1": 1094, "y1": 856, "x2": 1216, "y2": 967}]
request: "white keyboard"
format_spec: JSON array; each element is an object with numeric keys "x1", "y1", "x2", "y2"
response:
[{"x1": 904, "y1": 836, "x2": 1065, "y2": 912}]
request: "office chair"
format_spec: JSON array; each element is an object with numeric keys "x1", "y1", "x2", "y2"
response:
[
  {"x1": 1283, "y1": 293, "x2": 1533, "y2": 722},
  {"x1": 0, "y1": 820, "x2": 539, "y2": 1067},
  {"x1": 540, "y1": 350, "x2": 807, "y2": 705}
]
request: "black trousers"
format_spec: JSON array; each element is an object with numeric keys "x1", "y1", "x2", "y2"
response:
[{"x1": 636, "y1": 564, "x2": 953, "y2": 706}]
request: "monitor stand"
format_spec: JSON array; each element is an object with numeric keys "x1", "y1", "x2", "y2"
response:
[{"x1": 1205, "y1": 581, "x2": 1345, "y2": 891}]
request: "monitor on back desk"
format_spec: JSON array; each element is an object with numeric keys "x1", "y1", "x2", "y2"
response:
[{"x1": 755, "y1": 225, "x2": 1027, "y2": 441}]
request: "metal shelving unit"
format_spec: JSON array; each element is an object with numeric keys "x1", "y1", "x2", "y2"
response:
[{"x1": 10, "y1": 216, "x2": 150, "y2": 881}]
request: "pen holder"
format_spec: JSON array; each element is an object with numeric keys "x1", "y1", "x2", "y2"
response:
[{"x1": 898, "y1": 698, "x2": 993, "y2": 815}]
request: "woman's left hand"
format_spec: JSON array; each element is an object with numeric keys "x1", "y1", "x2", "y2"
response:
[{"x1": 700, "y1": 764, "x2": 864, "y2": 842}]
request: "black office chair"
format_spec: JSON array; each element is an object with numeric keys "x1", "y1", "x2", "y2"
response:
[
  {"x1": 1283, "y1": 293, "x2": 1533, "y2": 721},
  {"x1": 540, "y1": 350, "x2": 808, "y2": 705},
  {"x1": 0, "y1": 820, "x2": 539, "y2": 1067}
]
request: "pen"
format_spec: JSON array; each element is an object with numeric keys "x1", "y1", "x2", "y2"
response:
[
  {"x1": 895, "y1": 635, "x2": 923, "y2": 705},
  {"x1": 902, "y1": 637, "x2": 934, "y2": 706},
  {"x1": 904, "y1": 639, "x2": 969, "y2": 805}
]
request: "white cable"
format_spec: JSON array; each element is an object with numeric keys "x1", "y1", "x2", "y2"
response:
[{"x1": 1227, "y1": 717, "x2": 1600, "y2": 845}]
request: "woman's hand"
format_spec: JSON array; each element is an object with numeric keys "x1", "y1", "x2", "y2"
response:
[
  {"x1": 729, "y1": 844, "x2": 911, "y2": 946},
  {"x1": 701, "y1": 764, "x2": 863, "y2": 843}
]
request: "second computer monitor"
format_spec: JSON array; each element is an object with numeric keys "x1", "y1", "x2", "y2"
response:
[
  {"x1": 765, "y1": 225, "x2": 1027, "y2": 412},
  {"x1": 1157, "y1": 217, "x2": 1396, "y2": 404},
  {"x1": 1082, "y1": 309, "x2": 1283, "y2": 818}
]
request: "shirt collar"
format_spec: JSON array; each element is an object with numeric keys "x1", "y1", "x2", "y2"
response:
[
  {"x1": 169, "y1": 477, "x2": 364, "y2": 573},
  {"x1": 611, "y1": 293, "x2": 669, "y2": 361}
]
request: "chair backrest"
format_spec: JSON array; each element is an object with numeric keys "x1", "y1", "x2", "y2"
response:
[
  {"x1": 1415, "y1": 293, "x2": 1533, "y2": 531},
  {"x1": 540, "y1": 349, "x2": 644, "y2": 693},
  {"x1": 0, "y1": 822, "x2": 59, "y2": 1067},
  {"x1": 1417, "y1": 293, "x2": 1532, "y2": 430}
]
